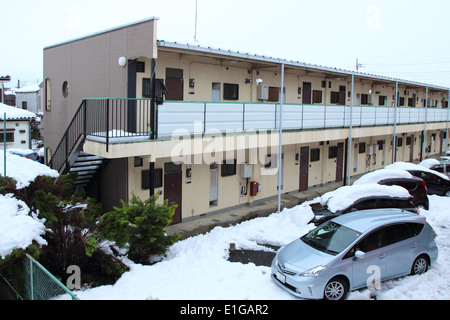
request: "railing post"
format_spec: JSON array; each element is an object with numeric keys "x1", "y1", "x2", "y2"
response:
[
  {"x1": 106, "y1": 99, "x2": 109, "y2": 152},
  {"x1": 83, "y1": 100, "x2": 86, "y2": 138}
]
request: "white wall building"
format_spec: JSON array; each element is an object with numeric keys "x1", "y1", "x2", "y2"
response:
[{"x1": 0, "y1": 103, "x2": 36, "y2": 150}]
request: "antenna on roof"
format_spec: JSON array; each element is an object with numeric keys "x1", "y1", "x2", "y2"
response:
[{"x1": 194, "y1": 0, "x2": 199, "y2": 42}]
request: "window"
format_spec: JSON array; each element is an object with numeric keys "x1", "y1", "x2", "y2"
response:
[
  {"x1": 142, "y1": 168, "x2": 163, "y2": 189},
  {"x1": 134, "y1": 157, "x2": 143, "y2": 167},
  {"x1": 62, "y1": 81, "x2": 69, "y2": 98},
  {"x1": 377, "y1": 140, "x2": 385, "y2": 151},
  {"x1": 397, "y1": 137, "x2": 403, "y2": 147},
  {"x1": 221, "y1": 159, "x2": 237, "y2": 177},
  {"x1": 382, "y1": 224, "x2": 413, "y2": 246},
  {"x1": 329, "y1": 146, "x2": 337, "y2": 159},
  {"x1": 351, "y1": 199, "x2": 378, "y2": 211},
  {"x1": 407, "y1": 223, "x2": 424, "y2": 236},
  {"x1": 22, "y1": 101, "x2": 28, "y2": 110},
  {"x1": 313, "y1": 90, "x2": 323, "y2": 104},
  {"x1": 355, "y1": 230, "x2": 381, "y2": 253},
  {"x1": 361, "y1": 94, "x2": 368, "y2": 105},
  {"x1": 330, "y1": 92, "x2": 340, "y2": 104},
  {"x1": 0, "y1": 132, "x2": 14, "y2": 142},
  {"x1": 378, "y1": 96, "x2": 387, "y2": 106},
  {"x1": 408, "y1": 98, "x2": 414, "y2": 107},
  {"x1": 223, "y1": 83, "x2": 239, "y2": 100},
  {"x1": 136, "y1": 61, "x2": 145, "y2": 73},
  {"x1": 142, "y1": 78, "x2": 152, "y2": 98},
  {"x1": 359, "y1": 142, "x2": 366, "y2": 154},
  {"x1": 310, "y1": 149, "x2": 320, "y2": 162}
]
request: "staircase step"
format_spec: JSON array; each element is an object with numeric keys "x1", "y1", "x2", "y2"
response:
[
  {"x1": 72, "y1": 160, "x2": 103, "y2": 167},
  {"x1": 69, "y1": 165, "x2": 100, "y2": 172}
]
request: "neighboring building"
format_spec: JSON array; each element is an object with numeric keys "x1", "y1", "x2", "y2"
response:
[
  {"x1": 43, "y1": 17, "x2": 450, "y2": 223},
  {"x1": 14, "y1": 83, "x2": 42, "y2": 115},
  {"x1": 0, "y1": 75, "x2": 11, "y2": 105},
  {"x1": 0, "y1": 102, "x2": 36, "y2": 150}
]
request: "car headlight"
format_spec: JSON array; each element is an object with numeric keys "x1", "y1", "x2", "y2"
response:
[{"x1": 300, "y1": 265, "x2": 327, "y2": 277}]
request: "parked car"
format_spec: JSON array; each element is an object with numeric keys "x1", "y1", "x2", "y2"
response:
[
  {"x1": 352, "y1": 168, "x2": 429, "y2": 210},
  {"x1": 407, "y1": 170, "x2": 450, "y2": 197},
  {"x1": 387, "y1": 162, "x2": 450, "y2": 197},
  {"x1": 309, "y1": 184, "x2": 417, "y2": 225},
  {"x1": 378, "y1": 177, "x2": 429, "y2": 210},
  {"x1": 8, "y1": 148, "x2": 43, "y2": 163},
  {"x1": 271, "y1": 209, "x2": 438, "y2": 300},
  {"x1": 429, "y1": 162, "x2": 450, "y2": 178}
]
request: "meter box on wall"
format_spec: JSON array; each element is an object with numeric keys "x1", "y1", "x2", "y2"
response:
[{"x1": 240, "y1": 163, "x2": 252, "y2": 178}]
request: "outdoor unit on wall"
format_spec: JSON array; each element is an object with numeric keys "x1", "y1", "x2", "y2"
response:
[
  {"x1": 368, "y1": 94, "x2": 376, "y2": 105},
  {"x1": 257, "y1": 85, "x2": 269, "y2": 101},
  {"x1": 367, "y1": 145, "x2": 374, "y2": 155}
]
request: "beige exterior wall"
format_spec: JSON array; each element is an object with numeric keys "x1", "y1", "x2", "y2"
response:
[{"x1": 43, "y1": 18, "x2": 158, "y2": 154}]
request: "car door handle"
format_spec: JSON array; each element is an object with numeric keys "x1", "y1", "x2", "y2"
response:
[
  {"x1": 378, "y1": 253, "x2": 386, "y2": 259},
  {"x1": 411, "y1": 243, "x2": 417, "y2": 248}
]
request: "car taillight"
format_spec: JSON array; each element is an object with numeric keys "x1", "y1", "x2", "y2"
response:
[
  {"x1": 421, "y1": 180, "x2": 427, "y2": 192},
  {"x1": 431, "y1": 227, "x2": 437, "y2": 239}
]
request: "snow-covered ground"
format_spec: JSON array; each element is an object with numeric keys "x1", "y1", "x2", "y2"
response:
[
  {"x1": 1, "y1": 152, "x2": 449, "y2": 300},
  {"x1": 75, "y1": 195, "x2": 450, "y2": 300}
]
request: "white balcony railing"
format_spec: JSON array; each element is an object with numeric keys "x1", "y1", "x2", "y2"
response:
[{"x1": 158, "y1": 102, "x2": 449, "y2": 138}]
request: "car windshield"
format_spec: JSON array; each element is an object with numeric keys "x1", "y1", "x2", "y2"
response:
[{"x1": 301, "y1": 221, "x2": 361, "y2": 255}]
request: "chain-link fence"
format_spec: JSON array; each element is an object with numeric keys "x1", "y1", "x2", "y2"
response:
[{"x1": 23, "y1": 254, "x2": 79, "y2": 300}]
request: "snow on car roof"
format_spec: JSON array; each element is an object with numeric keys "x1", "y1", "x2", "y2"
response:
[
  {"x1": 353, "y1": 168, "x2": 413, "y2": 185},
  {"x1": 386, "y1": 161, "x2": 449, "y2": 181},
  {"x1": 319, "y1": 183, "x2": 411, "y2": 213},
  {"x1": 419, "y1": 158, "x2": 440, "y2": 169}
]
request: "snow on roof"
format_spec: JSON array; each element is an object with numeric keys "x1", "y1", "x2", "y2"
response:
[
  {"x1": 419, "y1": 158, "x2": 440, "y2": 169},
  {"x1": 13, "y1": 83, "x2": 40, "y2": 93},
  {"x1": 0, "y1": 102, "x2": 36, "y2": 120},
  {"x1": 319, "y1": 184, "x2": 411, "y2": 213},
  {"x1": 386, "y1": 161, "x2": 450, "y2": 181},
  {"x1": 353, "y1": 168, "x2": 414, "y2": 185}
]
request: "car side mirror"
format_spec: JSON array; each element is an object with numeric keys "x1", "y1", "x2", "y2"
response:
[{"x1": 354, "y1": 250, "x2": 366, "y2": 260}]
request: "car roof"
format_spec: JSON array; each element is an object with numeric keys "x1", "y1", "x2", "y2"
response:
[{"x1": 331, "y1": 208, "x2": 425, "y2": 233}]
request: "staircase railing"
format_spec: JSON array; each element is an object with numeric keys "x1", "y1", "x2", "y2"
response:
[{"x1": 48, "y1": 98, "x2": 153, "y2": 173}]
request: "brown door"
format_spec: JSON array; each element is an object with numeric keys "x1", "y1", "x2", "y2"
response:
[
  {"x1": 339, "y1": 86, "x2": 346, "y2": 105},
  {"x1": 299, "y1": 147, "x2": 309, "y2": 191},
  {"x1": 164, "y1": 162, "x2": 182, "y2": 224},
  {"x1": 165, "y1": 68, "x2": 184, "y2": 101},
  {"x1": 302, "y1": 82, "x2": 312, "y2": 105},
  {"x1": 336, "y1": 143, "x2": 344, "y2": 182}
]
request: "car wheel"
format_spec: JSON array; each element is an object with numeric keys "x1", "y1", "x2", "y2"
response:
[
  {"x1": 411, "y1": 255, "x2": 429, "y2": 275},
  {"x1": 323, "y1": 277, "x2": 348, "y2": 300}
]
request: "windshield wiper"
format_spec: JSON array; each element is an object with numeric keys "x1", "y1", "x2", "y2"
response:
[{"x1": 301, "y1": 237, "x2": 327, "y2": 252}]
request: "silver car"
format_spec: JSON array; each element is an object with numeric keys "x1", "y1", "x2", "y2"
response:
[{"x1": 271, "y1": 209, "x2": 438, "y2": 300}]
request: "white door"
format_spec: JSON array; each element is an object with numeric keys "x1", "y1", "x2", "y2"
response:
[{"x1": 212, "y1": 83, "x2": 221, "y2": 102}]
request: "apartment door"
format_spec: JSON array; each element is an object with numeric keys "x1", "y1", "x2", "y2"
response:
[
  {"x1": 339, "y1": 86, "x2": 346, "y2": 105},
  {"x1": 164, "y1": 162, "x2": 182, "y2": 224},
  {"x1": 165, "y1": 68, "x2": 183, "y2": 101},
  {"x1": 302, "y1": 82, "x2": 312, "y2": 104},
  {"x1": 336, "y1": 143, "x2": 344, "y2": 182},
  {"x1": 299, "y1": 147, "x2": 309, "y2": 192},
  {"x1": 209, "y1": 163, "x2": 219, "y2": 207},
  {"x1": 212, "y1": 83, "x2": 221, "y2": 101},
  {"x1": 409, "y1": 135, "x2": 415, "y2": 162}
]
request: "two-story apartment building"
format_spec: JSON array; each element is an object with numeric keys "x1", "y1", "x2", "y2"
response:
[{"x1": 43, "y1": 18, "x2": 450, "y2": 224}]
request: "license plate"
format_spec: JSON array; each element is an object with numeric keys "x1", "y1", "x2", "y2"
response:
[{"x1": 277, "y1": 271, "x2": 286, "y2": 284}]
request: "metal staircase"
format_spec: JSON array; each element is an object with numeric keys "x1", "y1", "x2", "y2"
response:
[{"x1": 69, "y1": 151, "x2": 107, "y2": 189}]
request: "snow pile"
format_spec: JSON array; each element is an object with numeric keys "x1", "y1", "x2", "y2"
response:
[
  {"x1": 353, "y1": 168, "x2": 413, "y2": 185},
  {"x1": 318, "y1": 184, "x2": 411, "y2": 213},
  {"x1": 0, "y1": 152, "x2": 59, "y2": 189},
  {"x1": 0, "y1": 194, "x2": 47, "y2": 259}
]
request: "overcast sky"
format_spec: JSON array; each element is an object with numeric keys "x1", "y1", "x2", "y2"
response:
[{"x1": 2, "y1": 0, "x2": 450, "y2": 89}]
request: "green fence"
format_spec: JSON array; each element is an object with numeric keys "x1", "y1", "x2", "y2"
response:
[{"x1": 23, "y1": 254, "x2": 79, "y2": 300}]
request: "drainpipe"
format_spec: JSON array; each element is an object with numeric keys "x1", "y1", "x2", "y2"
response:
[
  {"x1": 446, "y1": 90, "x2": 450, "y2": 156},
  {"x1": 392, "y1": 81, "x2": 398, "y2": 163},
  {"x1": 422, "y1": 87, "x2": 428, "y2": 161},
  {"x1": 277, "y1": 63, "x2": 285, "y2": 213},
  {"x1": 346, "y1": 74, "x2": 354, "y2": 186},
  {"x1": 149, "y1": 58, "x2": 157, "y2": 196}
]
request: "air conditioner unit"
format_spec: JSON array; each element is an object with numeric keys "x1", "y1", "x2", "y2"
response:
[
  {"x1": 257, "y1": 85, "x2": 269, "y2": 101},
  {"x1": 368, "y1": 94, "x2": 376, "y2": 105},
  {"x1": 367, "y1": 145, "x2": 374, "y2": 155}
]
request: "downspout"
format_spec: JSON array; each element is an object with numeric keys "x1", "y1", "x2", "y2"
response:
[
  {"x1": 422, "y1": 87, "x2": 428, "y2": 161},
  {"x1": 392, "y1": 81, "x2": 398, "y2": 163},
  {"x1": 347, "y1": 74, "x2": 354, "y2": 186},
  {"x1": 277, "y1": 63, "x2": 285, "y2": 213}
]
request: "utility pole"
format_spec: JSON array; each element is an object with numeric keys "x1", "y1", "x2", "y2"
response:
[
  {"x1": 194, "y1": 0, "x2": 199, "y2": 42},
  {"x1": 356, "y1": 58, "x2": 364, "y2": 71}
]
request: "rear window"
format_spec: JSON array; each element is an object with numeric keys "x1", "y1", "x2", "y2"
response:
[
  {"x1": 383, "y1": 180, "x2": 417, "y2": 191},
  {"x1": 406, "y1": 222, "x2": 424, "y2": 236}
]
